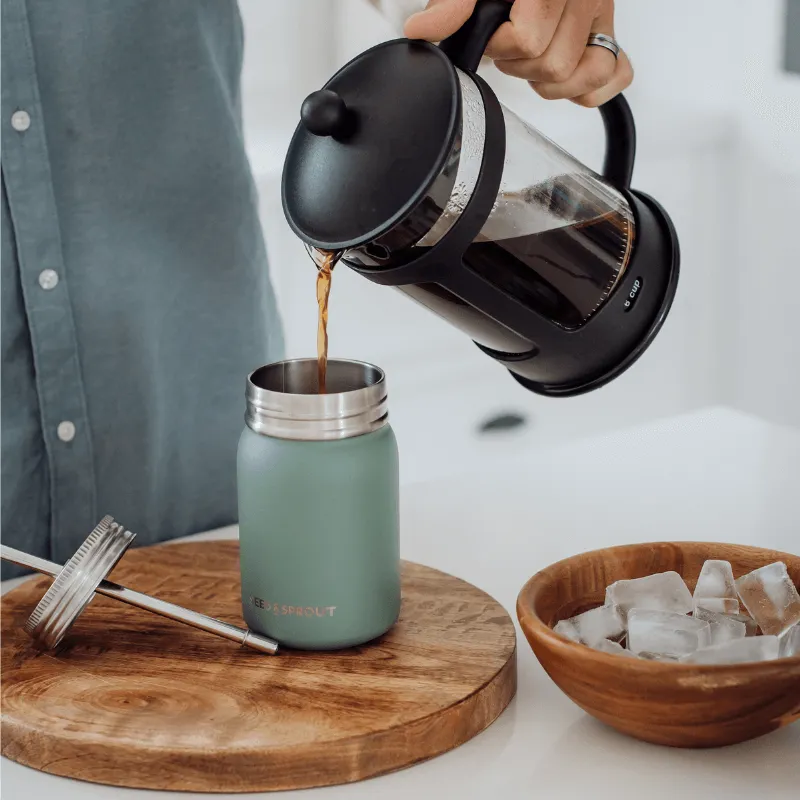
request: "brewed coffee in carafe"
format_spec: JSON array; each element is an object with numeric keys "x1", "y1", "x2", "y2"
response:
[
  {"x1": 465, "y1": 172, "x2": 634, "y2": 330},
  {"x1": 343, "y1": 97, "x2": 637, "y2": 341}
]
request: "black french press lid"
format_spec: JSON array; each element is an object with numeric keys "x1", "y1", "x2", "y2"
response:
[{"x1": 281, "y1": 40, "x2": 461, "y2": 251}]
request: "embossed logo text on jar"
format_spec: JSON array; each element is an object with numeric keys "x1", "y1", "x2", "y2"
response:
[{"x1": 249, "y1": 596, "x2": 337, "y2": 617}]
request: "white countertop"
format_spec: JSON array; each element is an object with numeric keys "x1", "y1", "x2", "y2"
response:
[{"x1": 3, "y1": 405, "x2": 799, "y2": 799}]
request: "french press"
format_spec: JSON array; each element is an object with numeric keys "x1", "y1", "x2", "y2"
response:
[{"x1": 281, "y1": 0, "x2": 679, "y2": 396}]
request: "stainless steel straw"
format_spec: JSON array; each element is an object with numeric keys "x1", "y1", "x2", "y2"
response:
[{"x1": 2, "y1": 518, "x2": 279, "y2": 655}]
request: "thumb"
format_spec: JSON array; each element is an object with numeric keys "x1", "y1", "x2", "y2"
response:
[{"x1": 403, "y1": 0, "x2": 477, "y2": 42}]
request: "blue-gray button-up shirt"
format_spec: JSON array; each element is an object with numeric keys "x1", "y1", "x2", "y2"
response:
[{"x1": 1, "y1": 0, "x2": 284, "y2": 578}]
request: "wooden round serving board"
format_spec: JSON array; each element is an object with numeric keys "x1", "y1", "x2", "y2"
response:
[{"x1": 1, "y1": 540, "x2": 516, "y2": 793}]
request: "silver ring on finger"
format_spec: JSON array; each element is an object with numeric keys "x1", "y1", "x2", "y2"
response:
[{"x1": 587, "y1": 33, "x2": 620, "y2": 59}]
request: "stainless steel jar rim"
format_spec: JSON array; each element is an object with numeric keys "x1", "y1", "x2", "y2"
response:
[{"x1": 245, "y1": 358, "x2": 389, "y2": 441}]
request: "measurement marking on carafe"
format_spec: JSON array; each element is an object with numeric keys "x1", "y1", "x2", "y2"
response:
[{"x1": 624, "y1": 278, "x2": 643, "y2": 312}]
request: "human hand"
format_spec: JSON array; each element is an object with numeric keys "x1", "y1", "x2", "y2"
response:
[{"x1": 404, "y1": 0, "x2": 632, "y2": 107}]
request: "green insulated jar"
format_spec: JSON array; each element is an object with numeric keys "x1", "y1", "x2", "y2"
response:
[{"x1": 237, "y1": 359, "x2": 400, "y2": 650}]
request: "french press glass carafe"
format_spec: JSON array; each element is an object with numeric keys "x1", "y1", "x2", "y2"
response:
[{"x1": 282, "y1": 0, "x2": 679, "y2": 396}]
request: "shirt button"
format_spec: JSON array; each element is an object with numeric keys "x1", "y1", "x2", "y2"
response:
[
  {"x1": 11, "y1": 110, "x2": 31, "y2": 132},
  {"x1": 38, "y1": 269, "x2": 59, "y2": 290},
  {"x1": 57, "y1": 421, "x2": 76, "y2": 443}
]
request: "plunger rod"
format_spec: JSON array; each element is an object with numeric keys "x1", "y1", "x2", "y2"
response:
[{"x1": 1, "y1": 545, "x2": 279, "y2": 655}]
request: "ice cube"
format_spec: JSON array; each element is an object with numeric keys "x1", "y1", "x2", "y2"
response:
[
  {"x1": 693, "y1": 560, "x2": 739, "y2": 613},
  {"x1": 735, "y1": 562, "x2": 800, "y2": 636},
  {"x1": 605, "y1": 572, "x2": 693, "y2": 618},
  {"x1": 555, "y1": 604, "x2": 625, "y2": 645},
  {"x1": 779, "y1": 624, "x2": 800, "y2": 658},
  {"x1": 680, "y1": 635, "x2": 781, "y2": 665},
  {"x1": 553, "y1": 619, "x2": 581, "y2": 642},
  {"x1": 693, "y1": 607, "x2": 747, "y2": 646},
  {"x1": 724, "y1": 611, "x2": 760, "y2": 637},
  {"x1": 627, "y1": 608, "x2": 711, "y2": 657},
  {"x1": 694, "y1": 597, "x2": 740, "y2": 615},
  {"x1": 592, "y1": 638, "x2": 637, "y2": 657}
]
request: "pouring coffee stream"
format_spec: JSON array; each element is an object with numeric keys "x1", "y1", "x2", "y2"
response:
[
  {"x1": 284, "y1": 0, "x2": 679, "y2": 397},
  {"x1": 313, "y1": 248, "x2": 339, "y2": 394}
]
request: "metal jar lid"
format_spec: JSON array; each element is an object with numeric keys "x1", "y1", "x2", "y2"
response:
[
  {"x1": 24, "y1": 516, "x2": 135, "y2": 649},
  {"x1": 245, "y1": 359, "x2": 389, "y2": 441}
]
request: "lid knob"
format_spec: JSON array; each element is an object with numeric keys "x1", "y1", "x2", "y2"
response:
[
  {"x1": 301, "y1": 90, "x2": 353, "y2": 139},
  {"x1": 283, "y1": 42, "x2": 460, "y2": 249}
]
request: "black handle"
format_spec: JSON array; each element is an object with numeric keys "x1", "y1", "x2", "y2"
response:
[
  {"x1": 598, "y1": 94, "x2": 635, "y2": 191},
  {"x1": 439, "y1": 0, "x2": 636, "y2": 191}
]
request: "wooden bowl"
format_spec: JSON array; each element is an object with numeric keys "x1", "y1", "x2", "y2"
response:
[{"x1": 517, "y1": 542, "x2": 800, "y2": 748}]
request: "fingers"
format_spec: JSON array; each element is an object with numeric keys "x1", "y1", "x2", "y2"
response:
[
  {"x1": 402, "y1": 0, "x2": 632, "y2": 106},
  {"x1": 524, "y1": 41, "x2": 616, "y2": 98},
  {"x1": 502, "y1": 0, "x2": 631, "y2": 106},
  {"x1": 403, "y1": 0, "x2": 478, "y2": 41},
  {"x1": 493, "y1": 0, "x2": 598, "y2": 83},
  {"x1": 485, "y1": 0, "x2": 568, "y2": 60},
  {"x1": 570, "y1": 48, "x2": 633, "y2": 106},
  {"x1": 404, "y1": 0, "x2": 573, "y2": 63}
]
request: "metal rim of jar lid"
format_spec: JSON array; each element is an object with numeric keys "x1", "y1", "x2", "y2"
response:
[
  {"x1": 245, "y1": 358, "x2": 389, "y2": 441},
  {"x1": 24, "y1": 517, "x2": 136, "y2": 649}
]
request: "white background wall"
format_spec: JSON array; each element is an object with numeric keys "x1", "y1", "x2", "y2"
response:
[
  {"x1": 729, "y1": 2, "x2": 800, "y2": 427},
  {"x1": 237, "y1": 0, "x2": 800, "y2": 482}
]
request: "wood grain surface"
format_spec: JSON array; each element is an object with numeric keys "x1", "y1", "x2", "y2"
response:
[
  {"x1": 517, "y1": 541, "x2": 800, "y2": 748},
  {"x1": 1, "y1": 540, "x2": 516, "y2": 792}
]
